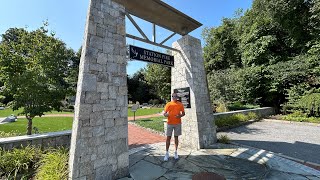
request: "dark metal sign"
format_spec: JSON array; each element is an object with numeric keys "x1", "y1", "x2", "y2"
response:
[
  {"x1": 128, "y1": 45, "x2": 174, "y2": 67},
  {"x1": 174, "y1": 87, "x2": 191, "y2": 108}
]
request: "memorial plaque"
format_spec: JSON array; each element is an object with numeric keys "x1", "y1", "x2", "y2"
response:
[
  {"x1": 174, "y1": 87, "x2": 191, "y2": 108},
  {"x1": 128, "y1": 45, "x2": 174, "y2": 67}
]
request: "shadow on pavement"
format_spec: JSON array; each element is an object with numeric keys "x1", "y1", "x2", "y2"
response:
[{"x1": 232, "y1": 139, "x2": 320, "y2": 165}]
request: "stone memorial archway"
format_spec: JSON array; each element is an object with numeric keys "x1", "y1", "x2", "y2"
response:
[{"x1": 69, "y1": 0, "x2": 216, "y2": 179}]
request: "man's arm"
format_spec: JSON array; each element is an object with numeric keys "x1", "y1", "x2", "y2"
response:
[
  {"x1": 163, "y1": 104, "x2": 169, "y2": 117},
  {"x1": 176, "y1": 103, "x2": 185, "y2": 118},
  {"x1": 163, "y1": 111, "x2": 169, "y2": 117},
  {"x1": 175, "y1": 111, "x2": 185, "y2": 118}
]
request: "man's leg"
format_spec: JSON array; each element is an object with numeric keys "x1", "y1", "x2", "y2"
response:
[
  {"x1": 164, "y1": 124, "x2": 174, "y2": 161},
  {"x1": 174, "y1": 136, "x2": 179, "y2": 151},
  {"x1": 174, "y1": 124, "x2": 182, "y2": 159},
  {"x1": 164, "y1": 136, "x2": 171, "y2": 161},
  {"x1": 166, "y1": 136, "x2": 171, "y2": 151}
]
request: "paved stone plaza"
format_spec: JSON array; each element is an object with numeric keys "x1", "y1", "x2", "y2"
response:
[{"x1": 119, "y1": 143, "x2": 320, "y2": 180}]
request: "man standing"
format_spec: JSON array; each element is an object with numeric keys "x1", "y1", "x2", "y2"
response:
[{"x1": 163, "y1": 92, "x2": 185, "y2": 161}]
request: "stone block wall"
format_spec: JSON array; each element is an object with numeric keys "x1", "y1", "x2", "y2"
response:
[
  {"x1": 0, "y1": 131, "x2": 71, "y2": 150},
  {"x1": 68, "y1": 0, "x2": 129, "y2": 179},
  {"x1": 171, "y1": 35, "x2": 217, "y2": 150}
]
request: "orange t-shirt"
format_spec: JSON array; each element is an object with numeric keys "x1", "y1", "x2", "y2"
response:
[{"x1": 164, "y1": 101, "x2": 185, "y2": 125}]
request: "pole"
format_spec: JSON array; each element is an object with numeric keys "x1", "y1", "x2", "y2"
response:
[{"x1": 134, "y1": 111, "x2": 135, "y2": 121}]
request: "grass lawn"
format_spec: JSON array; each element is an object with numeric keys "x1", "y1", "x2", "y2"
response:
[
  {"x1": 0, "y1": 107, "x2": 164, "y2": 137},
  {"x1": 0, "y1": 108, "x2": 73, "y2": 118},
  {"x1": 0, "y1": 107, "x2": 163, "y2": 118},
  {"x1": 128, "y1": 108, "x2": 163, "y2": 117},
  {"x1": 0, "y1": 108, "x2": 164, "y2": 136},
  {"x1": 0, "y1": 117, "x2": 73, "y2": 135},
  {"x1": 133, "y1": 116, "x2": 164, "y2": 132}
]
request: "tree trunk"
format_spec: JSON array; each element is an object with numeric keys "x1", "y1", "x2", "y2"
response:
[{"x1": 27, "y1": 117, "x2": 33, "y2": 135}]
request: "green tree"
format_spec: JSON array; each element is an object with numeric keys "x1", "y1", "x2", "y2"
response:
[
  {"x1": 0, "y1": 25, "x2": 74, "y2": 135},
  {"x1": 309, "y1": 0, "x2": 320, "y2": 40},
  {"x1": 226, "y1": 0, "x2": 312, "y2": 68},
  {"x1": 65, "y1": 47, "x2": 81, "y2": 95},
  {"x1": 202, "y1": 18, "x2": 241, "y2": 72},
  {"x1": 144, "y1": 63, "x2": 171, "y2": 101},
  {"x1": 127, "y1": 69, "x2": 155, "y2": 103},
  {"x1": 203, "y1": 0, "x2": 319, "y2": 111}
]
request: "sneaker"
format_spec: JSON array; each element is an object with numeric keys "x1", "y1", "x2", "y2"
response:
[
  {"x1": 164, "y1": 152, "x2": 169, "y2": 161},
  {"x1": 174, "y1": 152, "x2": 179, "y2": 160}
]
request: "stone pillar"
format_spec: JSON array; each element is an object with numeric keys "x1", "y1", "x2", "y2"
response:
[
  {"x1": 172, "y1": 35, "x2": 217, "y2": 150},
  {"x1": 69, "y1": 0, "x2": 128, "y2": 179}
]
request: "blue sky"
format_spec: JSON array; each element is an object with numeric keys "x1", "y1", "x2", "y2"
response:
[{"x1": 0, "y1": 0, "x2": 252, "y2": 75}]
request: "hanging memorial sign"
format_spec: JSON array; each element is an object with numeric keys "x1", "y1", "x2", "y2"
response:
[{"x1": 128, "y1": 45, "x2": 174, "y2": 67}]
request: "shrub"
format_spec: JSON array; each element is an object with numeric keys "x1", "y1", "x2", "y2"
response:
[
  {"x1": 215, "y1": 115, "x2": 240, "y2": 128},
  {"x1": 282, "y1": 110, "x2": 320, "y2": 123},
  {"x1": 247, "y1": 112, "x2": 258, "y2": 120},
  {"x1": 215, "y1": 112, "x2": 258, "y2": 128},
  {"x1": 0, "y1": 146, "x2": 69, "y2": 179},
  {"x1": 297, "y1": 93, "x2": 320, "y2": 117},
  {"x1": 216, "y1": 102, "x2": 228, "y2": 113},
  {"x1": 0, "y1": 130, "x2": 21, "y2": 138},
  {"x1": 289, "y1": 111, "x2": 307, "y2": 118},
  {"x1": 35, "y1": 148, "x2": 68, "y2": 180},
  {"x1": 217, "y1": 135, "x2": 230, "y2": 144},
  {"x1": 0, "y1": 146, "x2": 42, "y2": 179},
  {"x1": 233, "y1": 113, "x2": 247, "y2": 121}
]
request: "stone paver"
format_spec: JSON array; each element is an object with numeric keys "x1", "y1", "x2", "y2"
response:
[
  {"x1": 130, "y1": 160, "x2": 167, "y2": 180},
  {"x1": 122, "y1": 143, "x2": 320, "y2": 180}
]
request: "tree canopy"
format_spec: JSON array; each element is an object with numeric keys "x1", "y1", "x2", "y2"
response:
[
  {"x1": 0, "y1": 25, "x2": 77, "y2": 134},
  {"x1": 144, "y1": 63, "x2": 171, "y2": 102},
  {"x1": 203, "y1": 0, "x2": 320, "y2": 113}
]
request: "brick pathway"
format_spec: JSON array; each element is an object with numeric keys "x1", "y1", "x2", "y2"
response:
[
  {"x1": 128, "y1": 123, "x2": 166, "y2": 149},
  {"x1": 128, "y1": 113, "x2": 165, "y2": 149}
]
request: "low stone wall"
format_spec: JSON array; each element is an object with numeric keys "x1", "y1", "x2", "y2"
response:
[
  {"x1": 213, "y1": 107, "x2": 275, "y2": 120},
  {"x1": 1, "y1": 107, "x2": 275, "y2": 150},
  {"x1": 0, "y1": 130, "x2": 71, "y2": 150}
]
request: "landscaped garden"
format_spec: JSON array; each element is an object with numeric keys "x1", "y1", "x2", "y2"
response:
[
  {"x1": 214, "y1": 112, "x2": 259, "y2": 129},
  {"x1": 0, "y1": 146, "x2": 68, "y2": 180},
  {"x1": 272, "y1": 112, "x2": 320, "y2": 123}
]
